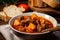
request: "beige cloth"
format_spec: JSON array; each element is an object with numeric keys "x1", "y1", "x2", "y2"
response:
[{"x1": 0, "y1": 24, "x2": 23, "y2": 40}]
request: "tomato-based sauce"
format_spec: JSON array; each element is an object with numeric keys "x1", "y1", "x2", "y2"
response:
[{"x1": 12, "y1": 14, "x2": 53, "y2": 33}]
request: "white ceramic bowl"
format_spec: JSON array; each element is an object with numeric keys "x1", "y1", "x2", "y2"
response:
[{"x1": 9, "y1": 12, "x2": 57, "y2": 35}]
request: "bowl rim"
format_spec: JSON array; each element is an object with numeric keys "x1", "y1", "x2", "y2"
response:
[{"x1": 9, "y1": 12, "x2": 58, "y2": 35}]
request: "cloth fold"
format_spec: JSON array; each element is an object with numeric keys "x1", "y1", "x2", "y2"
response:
[{"x1": 0, "y1": 24, "x2": 23, "y2": 40}]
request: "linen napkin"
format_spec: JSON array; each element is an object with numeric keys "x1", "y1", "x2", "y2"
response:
[{"x1": 0, "y1": 24, "x2": 23, "y2": 40}]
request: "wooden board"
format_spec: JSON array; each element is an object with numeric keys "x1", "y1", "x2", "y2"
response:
[{"x1": 28, "y1": 1, "x2": 60, "y2": 14}]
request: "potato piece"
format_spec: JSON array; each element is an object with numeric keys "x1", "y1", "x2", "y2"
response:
[
  {"x1": 31, "y1": 14, "x2": 38, "y2": 20},
  {"x1": 26, "y1": 23, "x2": 36, "y2": 32},
  {"x1": 14, "y1": 19, "x2": 20, "y2": 26}
]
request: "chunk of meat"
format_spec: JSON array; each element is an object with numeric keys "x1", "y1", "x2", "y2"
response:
[
  {"x1": 20, "y1": 19, "x2": 30, "y2": 26},
  {"x1": 32, "y1": 20, "x2": 38, "y2": 26},
  {"x1": 20, "y1": 16, "x2": 24, "y2": 20},
  {"x1": 14, "y1": 26, "x2": 23, "y2": 30},
  {"x1": 24, "y1": 16, "x2": 30, "y2": 20},
  {"x1": 45, "y1": 21, "x2": 53, "y2": 29},
  {"x1": 40, "y1": 18, "x2": 45, "y2": 26},
  {"x1": 40, "y1": 18, "x2": 45, "y2": 24},
  {"x1": 18, "y1": 26, "x2": 26, "y2": 32},
  {"x1": 26, "y1": 23, "x2": 36, "y2": 32},
  {"x1": 37, "y1": 24, "x2": 42, "y2": 32},
  {"x1": 39, "y1": 17, "x2": 46, "y2": 30}
]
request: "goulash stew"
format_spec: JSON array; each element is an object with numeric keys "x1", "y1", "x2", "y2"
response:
[{"x1": 12, "y1": 14, "x2": 53, "y2": 33}]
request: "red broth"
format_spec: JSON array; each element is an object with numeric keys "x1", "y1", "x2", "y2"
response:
[{"x1": 12, "y1": 14, "x2": 53, "y2": 33}]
